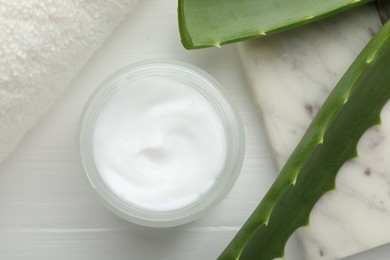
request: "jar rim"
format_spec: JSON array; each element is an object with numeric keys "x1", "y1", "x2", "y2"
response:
[{"x1": 79, "y1": 60, "x2": 245, "y2": 227}]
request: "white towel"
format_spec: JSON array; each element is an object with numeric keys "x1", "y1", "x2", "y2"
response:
[{"x1": 0, "y1": 0, "x2": 137, "y2": 163}]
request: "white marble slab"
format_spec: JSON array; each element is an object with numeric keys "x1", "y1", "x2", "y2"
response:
[{"x1": 238, "y1": 4, "x2": 390, "y2": 260}]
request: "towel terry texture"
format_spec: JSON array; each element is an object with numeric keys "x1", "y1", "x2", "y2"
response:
[{"x1": 0, "y1": 0, "x2": 137, "y2": 163}]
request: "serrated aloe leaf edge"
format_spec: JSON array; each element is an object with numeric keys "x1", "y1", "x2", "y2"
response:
[
  {"x1": 218, "y1": 19, "x2": 390, "y2": 260},
  {"x1": 178, "y1": 0, "x2": 373, "y2": 49}
]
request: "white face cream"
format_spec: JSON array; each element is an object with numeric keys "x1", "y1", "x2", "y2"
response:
[
  {"x1": 92, "y1": 76, "x2": 227, "y2": 211},
  {"x1": 80, "y1": 61, "x2": 244, "y2": 227}
]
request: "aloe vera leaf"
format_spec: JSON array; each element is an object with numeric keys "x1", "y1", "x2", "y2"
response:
[
  {"x1": 218, "y1": 20, "x2": 390, "y2": 260},
  {"x1": 178, "y1": 0, "x2": 373, "y2": 49}
]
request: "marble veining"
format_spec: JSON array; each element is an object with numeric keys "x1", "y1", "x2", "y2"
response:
[{"x1": 238, "y1": 4, "x2": 388, "y2": 260}]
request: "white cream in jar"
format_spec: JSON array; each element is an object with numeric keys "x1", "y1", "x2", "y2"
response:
[
  {"x1": 80, "y1": 61, "x2": 244, "y2": 227},
  {"x1": 92, "y1": 76, "x2": 227, "y2": 211}
]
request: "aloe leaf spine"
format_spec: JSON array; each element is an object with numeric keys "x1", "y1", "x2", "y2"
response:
[
  {"x1": 218, "y1": 19, "x2": 390, "y2": 260},
  {"x1": 178, "y1": 0, "x2": 373, "y2": 49}
]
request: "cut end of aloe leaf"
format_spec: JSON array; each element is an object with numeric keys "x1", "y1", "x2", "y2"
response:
[
  {"x1": 178, "y1": 0, "x2": 373, "y2": 49},
  {"x1": 177, "y1": 0, "x2": 192, "y2": 49}
]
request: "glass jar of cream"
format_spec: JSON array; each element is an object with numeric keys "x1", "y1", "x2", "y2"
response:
[{"x1": 79, "y1": 60, "x2": 245, "y2": 227}]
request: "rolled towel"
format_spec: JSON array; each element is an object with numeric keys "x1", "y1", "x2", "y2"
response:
[{"x1": 0, "y1": 0, "x2": 137, "y2": 163}]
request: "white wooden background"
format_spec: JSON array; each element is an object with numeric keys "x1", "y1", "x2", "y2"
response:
[{"x1": 0, "y1": 0, "x2": 389, "y2": 259}]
